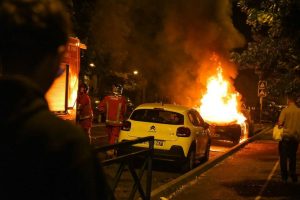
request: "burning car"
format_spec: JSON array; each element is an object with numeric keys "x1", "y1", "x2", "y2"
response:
[
  {"x1": 198, "y1": 64, "x2": 248, "y2": 145},
  {"x1": 209, "y1": 122, "x2": 247, "y2": 145}
]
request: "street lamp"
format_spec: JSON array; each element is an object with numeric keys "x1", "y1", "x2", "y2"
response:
[
  {"x1": 89, "y1": 63, "x2": 95, "y2": 68},
  {"x1": 133, "y1": 70, "x2": 139, "y2": 75},
  {"x1": 131, "y1": 70, "x2": 146, "y2": 103}
]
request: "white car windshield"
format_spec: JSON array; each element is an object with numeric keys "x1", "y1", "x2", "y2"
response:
[{"x1": 130, "y1": 109, "x2": 184, "y2": 125}]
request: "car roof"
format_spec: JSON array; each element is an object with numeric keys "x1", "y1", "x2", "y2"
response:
[{"x1": 134, "y1": 103, "x2": 193, "y2": 114}]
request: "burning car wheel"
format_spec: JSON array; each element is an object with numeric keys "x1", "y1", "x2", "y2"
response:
[
  {"x1": 231, "y1": 124, "x2": 242, "y2": 145},
  {"x1": 232, "y1": 137, "x2": 240, "y2": 145}
]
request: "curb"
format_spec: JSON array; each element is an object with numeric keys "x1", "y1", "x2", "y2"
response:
[{"x1": 150, "y1": 126, "x2": 273, "y2": 200}]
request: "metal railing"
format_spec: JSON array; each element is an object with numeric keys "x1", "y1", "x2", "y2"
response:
[{"x1": 95, "y1": 136, "x2": 154, "y2": 200}]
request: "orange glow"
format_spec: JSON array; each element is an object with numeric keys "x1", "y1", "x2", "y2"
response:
[
  {"x1": 45, "y1": 65, "x2": 78, "y2": 112},
  {"x1": 45, "y1": 37, "x2": 82, "y2": 122},
  {"x1": 199, "y1": 63, "x2": 245, "y2": 125},
  {"x1": 45, "y1": 65, "x2": 68, "y2": 112},
  {"x1": 68, "y1": 64, "x2": 79, "y2": 109}
]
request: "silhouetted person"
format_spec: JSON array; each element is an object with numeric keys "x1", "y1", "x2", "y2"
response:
[
  {"x1": 77, "y1": 83, "x2": 93, "y2": 143},
  {"x1": 0, "y1": 0, "x2": 113, "y2": 199},
  {"x1": 278, "y1": 92, "x2": 300, "y2": 183},
  {"x1": 98, "y1": 84, "x2": 127, "y2": 146}
]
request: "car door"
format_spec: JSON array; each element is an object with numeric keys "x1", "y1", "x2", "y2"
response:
[
  {"x1": 193, "y1": 110, "x2": 210, "y2": 155},
  {"x1": 187, "y1": 110, "x2": 205, "y2": 157}
]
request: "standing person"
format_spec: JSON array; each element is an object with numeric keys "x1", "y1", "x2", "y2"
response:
[
  {"x1": 98, "y1": 84, "x2": 127, "y2": 147},
  {"x1": 278, "y1": 92, "x2": 300, "y2": 183},
  {"x1": 77, "y1": 83, "x2": 93, "y2": 143},
  {"x1": 0, "y1": 0, "x2": 113, "y2": 199}
]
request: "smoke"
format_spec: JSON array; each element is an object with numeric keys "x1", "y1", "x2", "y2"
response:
[{"x1": 91, "y1": 0, "x2": 245, "y2": 105}]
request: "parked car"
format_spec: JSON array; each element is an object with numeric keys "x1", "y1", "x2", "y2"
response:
[
  {"x1": 209, "y1": 122, "x2": 245, "y2": 145},
  {"x1": 118, "y1": 103, "x2": 211, "y2": 172}
]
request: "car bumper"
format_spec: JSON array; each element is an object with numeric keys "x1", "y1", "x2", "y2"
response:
[
  {"x1": 211, "y1": 124, "x2": 242, "y2": 141},
  {"x1": 117, "y1": 143, "x2": 186, "y2": 162}
]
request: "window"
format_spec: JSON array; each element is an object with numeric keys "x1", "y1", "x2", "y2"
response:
[
  {"x1": 188, "y1": 111, "x2": 199, "y2": 126},
  {"x1": 130, "y1": 109, "x2": 184, "y2": 125},
  {"x1": 194, "y1": 110, "x2": 205, "y2": 126},
  {"x1": 188, "y1": 110, "x2": 205, "y2": 127}
]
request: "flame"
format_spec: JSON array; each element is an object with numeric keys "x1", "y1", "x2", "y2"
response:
[
  {"x1": 199, "y1": 63, "x2": 245, "y2": 125},
  {"x1": 45, "y1": 65, "x2": 78, "y2": 113},
  {"x1": 68, "y1": 65, "x2": 79, "y2": 109},
  {"x1": 45, "y1": 66, "x2": 68, "y2": 112},
  {"x1": 45, "y1": 38, "x2": 81, "y2": 122}
]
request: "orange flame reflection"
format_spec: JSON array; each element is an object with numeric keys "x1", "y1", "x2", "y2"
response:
[{"x1": 199, "y1": 65, "x2": 246, "y2": 125}]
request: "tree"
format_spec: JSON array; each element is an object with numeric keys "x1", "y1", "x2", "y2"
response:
[{"x1": 231, "y1": 0, "x2": 300, "y2": 102}]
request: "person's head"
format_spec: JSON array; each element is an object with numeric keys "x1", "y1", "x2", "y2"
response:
[
  {"x1": 112, "y1": 84, "x2": 123, "y2": 96},
  {"x1": 79, "y1": 83, "x2": 89, "y2": 94},
  {"x1": 0, "y1": 0, "x2": 71, "y2": 92},
  {"x1": 286, "y1": 92, "x2": 296, "y2": 104}
]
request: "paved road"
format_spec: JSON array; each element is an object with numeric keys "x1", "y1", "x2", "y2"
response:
[
  {"x1": 169, "y1": 127, "x2": 300, "y2": 200},
  {"x1": 91, "y1": 124, "x2": 228, "y2": 199},
  {"x1": 91, "y1": 123, "x2": 265, "y2": 199},
  {"x1": 91, "y1": 124, "x2": 107, "y2": 147}
]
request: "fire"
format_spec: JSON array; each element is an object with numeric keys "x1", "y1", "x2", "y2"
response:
[
  {"x1": 199, "y1": 64, "x2": 245, "y2": 125},
  {"x1": 45, "y1": 65, "x2": 78, "y2": 114},
  {"x1": 68, "y1": 66, "x2": 79, "y2": 109},
  {"x1": 45, "y1": 37, "x2": 82, "y2": 122}
]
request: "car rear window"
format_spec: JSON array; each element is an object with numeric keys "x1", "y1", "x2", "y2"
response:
[{"x1": 130, "y1": 109, "x2": 184, "y2": 125}]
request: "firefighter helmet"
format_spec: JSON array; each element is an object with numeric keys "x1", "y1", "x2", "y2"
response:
[
  {"x1": 112, "y1": 84, "x2": 123, "y2": 96},
  {"x1": 79, "y1": 83, "x2": 89, "y2": 93}
]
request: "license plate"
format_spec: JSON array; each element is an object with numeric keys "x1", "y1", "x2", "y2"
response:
[
  {"x1": 155, "y1": 140, "x2": 164, "y2": 146},
  {"x1": 139, "y1": 139, "x2": 164, "y2": 146}
]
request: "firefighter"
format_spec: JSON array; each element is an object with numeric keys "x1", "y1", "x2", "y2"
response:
[
  {"x1": 77, "y1": 83, "x2": 93, "y2": 143},
  {"x1": 98, "y1": 84, "x2": 127, "y2": 146}
]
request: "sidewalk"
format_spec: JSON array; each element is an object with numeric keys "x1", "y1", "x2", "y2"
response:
[{"x1": 167, "y1": 129, "x2": 300, "y2": 200}]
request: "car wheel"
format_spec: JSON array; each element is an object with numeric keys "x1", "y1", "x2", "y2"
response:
[
  {"x1": 232, "y1": 137, "x2": 240, "y2": 145},
  {"x1": 248, "y1": 123, "x2": 254, "y2": 137},
  {"x1": 202, "y1": 141, "x2": 211, "y2": 162},
  {"x1": 182, "y1": 148, "x2": 195, "y2": 173},
  {"x1": 232, "y1": 126, "x2": 241, "y2": 145}
]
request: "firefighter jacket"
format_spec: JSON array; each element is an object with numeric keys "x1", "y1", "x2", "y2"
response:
[
  {"x1": 98, "y1": 95, "x2": 127, "y2": 126},
  {"x1": 77, "y1": 93, "x2": 93, "y2": 128}
]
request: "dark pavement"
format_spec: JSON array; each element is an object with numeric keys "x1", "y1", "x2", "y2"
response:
[
  {"x1": 91, "y1": 123, "x2": 107, "y2": 147},
  {"x1": 169, "y1": 128, "x2": 300, "y2": 200}
]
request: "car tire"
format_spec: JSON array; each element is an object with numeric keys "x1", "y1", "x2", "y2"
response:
[
  {"x1": 202, "y1": 141, "x2": 211, "y2": 162},
  {"x1": 232, "y1": 125, "x2": 241, "y2": 145},
  {"x1": 232, "y1": 137, "x2": 240, "y2": 145},
  {"x1": 248, "y1": 123, "x2": 254, "y2": 137},
  {"x1": 182, "y1": 148, "x2": 195, "y2": 173}
]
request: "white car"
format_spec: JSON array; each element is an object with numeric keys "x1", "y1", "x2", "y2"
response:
[{"x1": 118, "y1": 103, "x2": 211, "y2": 171}]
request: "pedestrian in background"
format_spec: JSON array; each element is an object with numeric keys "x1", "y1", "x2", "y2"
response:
[
  {"x1": 278, "y1": 92, "x2": 300, "y2": 183},
  {"x1": 77, "y1": 82, "x2": 93, "y2": 143},
  {"x1": 98, "y1": 84, "x2": 127, "y2": 151},
  {"x1": 0, "y1": 0, "x2": 113, "y2": 199}
]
